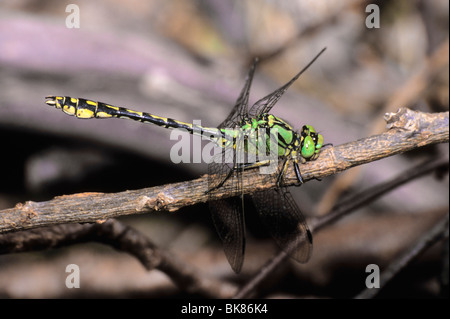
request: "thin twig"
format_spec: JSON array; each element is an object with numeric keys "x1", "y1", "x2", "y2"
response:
[
  {"x1": 233, "y1": 156, "x2": 449, "y2": 298},
  {"x1": 0, "y1": 219, "x2": 237, "y2": 298},
  {"x1": 0, "y1": 108, "x2": 448, "y2": 234},
  {"x1": 313, "y1": 157, "x2": 449, "y2": 232},
  {"x1": 316, "y1": 39, "x2": 449, "y2": 215},
  {"x1": 354, "y1": 214, "x2": 449, "y2": 299}
]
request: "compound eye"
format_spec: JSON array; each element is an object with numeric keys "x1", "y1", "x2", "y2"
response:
[
  {"x1": 301, "y1": 136, "x2": 315, "y2": 159},
  {"x1": 315, "y1": 134, "x2": 324, "y2": 153}
]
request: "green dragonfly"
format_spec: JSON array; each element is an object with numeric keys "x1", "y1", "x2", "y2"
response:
[
  {"x1": 206, "y1": 49, "x2": 325, "y2": 273},
  {"x1": 45, "y1": 48, "x2": 325, "y2": 273}
]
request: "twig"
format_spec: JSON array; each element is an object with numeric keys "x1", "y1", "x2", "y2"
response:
[
  {"x1": 316, "y1": 39, "x2": 449, "y2": 215},
  {"x1": 0, "y1": 219, "x2": 237, "y2": 298},
  {"x1": 0, "y1": 108, "x2": 448, "y2": 234},
  {"x1": 354, "y1": 214, "x2": 449, "y2": 299},
  {"x1": 233, "y1": 156, "x2": 449, "y2": 298},
  {"x1": 313, "y1": 157, "x2": 449, "y2": 232}
]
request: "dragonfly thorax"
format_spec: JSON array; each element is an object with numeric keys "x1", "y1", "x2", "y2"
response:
[{"x1": 238, "y1": 114, "x2": 323, "y2": 161}]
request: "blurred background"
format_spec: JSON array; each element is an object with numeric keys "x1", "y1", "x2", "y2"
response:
[{"x1": 0, "y1": 0, "x2": 448, "y2": 298}]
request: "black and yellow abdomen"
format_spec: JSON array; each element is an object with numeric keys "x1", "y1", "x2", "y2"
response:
[{"x1": 45, "y1": 96, "x2": 224, "y2": 142}]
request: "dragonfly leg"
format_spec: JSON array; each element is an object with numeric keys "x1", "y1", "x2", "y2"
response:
[
  {"x1": 239, "y1": 160, "x2": 271, "y2": 170},
  {"x1": 293, "y1": 160, "x2": 304, "y2": 186},
  {"x1": 295, "y1": 159, "x2": 325, "y2": 183},
  {"x1": 276, "y1": 158, "x2": 290, "y2": 187}
]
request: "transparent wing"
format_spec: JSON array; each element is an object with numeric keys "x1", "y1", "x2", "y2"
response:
[
  {"x1": 209, "y1": 196, "x2": 245, "y2": 273},
  {"x1": 219, "y1": 58, "x2": 258, "y2": 128},
  {"x1": 208, "y1": 148, "x2": 246, "y2": 273},
  {"x1": 248, "y1": 48, "x2": 326, "y2": 118},
  {"x1": 206, "y1": 59, "x2": 259, "y2": 273},
  {"x1": 251, "y1": 187, "x2": 313, "y2": 263}
]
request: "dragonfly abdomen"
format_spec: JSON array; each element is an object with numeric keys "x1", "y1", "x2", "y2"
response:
[{"x1": 45, "y1": 96, "x2": 223, "y2": 140}]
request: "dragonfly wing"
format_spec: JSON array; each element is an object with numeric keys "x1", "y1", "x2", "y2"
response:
[
  {"x1": 219, "y1": 58, "x2": 258, "y2": 128},
  {"x1": 248, "y1": 48, "x2": 326, "y2": 117},
  {"x1": 207, "y1": 63, "x2": 253, "y2": 271},
  {"x1": 209, "y1": 197, "x2": 245, "y2": 273},
  {"x1": 252, "y1": 188, "x2": 313, "y2": 263},
  {"x1": 208, "y1": 148, "x2": 246, "y2": 273}
]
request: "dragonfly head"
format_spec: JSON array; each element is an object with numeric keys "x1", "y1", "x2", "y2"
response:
[{"x1": 299, "y1": 125, "x2": 323, "y2": 161}]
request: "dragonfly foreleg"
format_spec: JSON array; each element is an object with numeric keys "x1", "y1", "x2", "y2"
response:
[
  {"x1": 276, "y1": 158, "x2": 290, "y2": 188},
  {"x1": 293, "y1": 160, "x2": 304, "y2": 186}
]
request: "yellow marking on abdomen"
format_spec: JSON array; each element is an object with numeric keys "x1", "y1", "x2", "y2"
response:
[
  {"x1": 106, "y1": 105, "x2": 119, "y2": 111},
  {"x1": 96, "y1": 112, "x2": 113, "y2": 118},
  {"x1": 86, "y1": 100, "x2": 98, "y2": 106},
  {"x1": 62, "y1": 105, "x2": 76, "y2": 115},
  {"x1": 150, "y1": 114, "x2": 168, "y2": 122},
  {"x1": 77, "y1": 108, "x2": 95, "y2": 118},
  {"x1": 126, "y1": 109, "x2": 143, "y2": 116}
]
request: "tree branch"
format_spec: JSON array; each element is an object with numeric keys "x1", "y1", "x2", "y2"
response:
[
  {"x1": 0, "y1": 108, "x2": 448, "y2": 234},
  {"x1": 233, "y1": 156, "x2": 449, "y2": 298},
  {"x1": 0, "y1": 219, "x2": 237, "y2": 298}
]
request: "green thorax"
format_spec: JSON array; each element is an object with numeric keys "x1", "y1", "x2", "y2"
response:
[{"x1": 238, "y1": 113, "x2": 323, "y2": 160}]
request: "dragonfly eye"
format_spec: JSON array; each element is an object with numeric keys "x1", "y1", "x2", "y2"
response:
[
  {"x1": 301, "y1": 135, "x2": 315, "y2": 158},
  {"x1": 315, "y1": 133, "x2": 324, "y2": 152}
]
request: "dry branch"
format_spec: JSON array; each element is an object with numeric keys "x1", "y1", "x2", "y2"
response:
[
  {"x1": 0, "y1": 108, "x2": 448, "y2": 234},
  {"x1": 0, "y1": 220, "x2": 237, "y2": 298},
  {"x1": 233, "y1": 156, "x2": 449, "y2": 298}
]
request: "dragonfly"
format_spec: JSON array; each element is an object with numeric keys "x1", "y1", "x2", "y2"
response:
[{"x1": 45, "y1": 48, "x2": 326, "y2": 273}]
